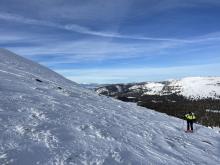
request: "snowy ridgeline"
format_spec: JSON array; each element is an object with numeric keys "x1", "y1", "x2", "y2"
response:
[
  {"x1": 165, "y1": 77, "x2": 220, "y2": 99},
  {"x1": 139, "y1": 77, "x2": 220, "y2": 99},
  {"x1": 0, "y1": 48, "x2": 220, "y2": 165},
  {"x1": 97, "y1": 77, "x2": 220, "y2": 100}
]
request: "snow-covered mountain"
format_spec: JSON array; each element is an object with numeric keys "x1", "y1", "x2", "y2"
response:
[
  {"x1": 96, "y1": 77, "x2": 220, "y2": 100},
  {"x1": 0, "y1": 48, "x2": 220, "y2": 165},
  {"x1": 80, "y1": 83, "x2": 104, "y2": 90}
]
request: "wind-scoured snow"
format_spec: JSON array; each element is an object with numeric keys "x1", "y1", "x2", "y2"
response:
[{"x1": 0, "y1": 48, "x2": 220, "y2": 165}]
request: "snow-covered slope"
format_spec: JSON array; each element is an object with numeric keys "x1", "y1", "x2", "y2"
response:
[
  {"x1": 130, "y1": 82, "x2": 164, "y2": 95},
  {"x1": 98, "y1": 77, "x2": 220, "y2": 99},
  {"x1": 0, "y1": 49, "x2": 220, "y2": 165},
  {"x1": 145, "y1": 77, "x2": 220, "y2": 99},
  {"x1": 167, "y1": 77, "x2": 220, "y2": 99}
]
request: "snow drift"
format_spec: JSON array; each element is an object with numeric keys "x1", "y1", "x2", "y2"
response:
[{"x1": 0, "y1": 48, "x2": 220, "y2": 165}]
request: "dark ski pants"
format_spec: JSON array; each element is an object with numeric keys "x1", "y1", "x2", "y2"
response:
[{"x1": 187, "y1": 120, "x2": 193, "y2": 131}]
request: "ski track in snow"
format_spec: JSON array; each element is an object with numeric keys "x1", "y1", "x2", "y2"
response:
[{"x1": 0, "y1": 49, "x2": 220, "y2": 164}]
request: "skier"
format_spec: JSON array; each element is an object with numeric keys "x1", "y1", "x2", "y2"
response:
[{"x1": 184, "y1": 112, "x2": 196, "y2": 132}]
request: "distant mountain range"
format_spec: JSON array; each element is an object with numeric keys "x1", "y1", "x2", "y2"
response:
[
  {"x1": 95, "y1": 77, "x2": 220, "y2": 127},
  {"x1": 96, "y1": 77, "x2": 220, "y2": 100},
  {"x1": 80, "y1": 83, "x2": 105, "y2": 89}
]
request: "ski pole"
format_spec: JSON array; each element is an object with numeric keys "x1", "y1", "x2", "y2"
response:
[{"x1": 182, "y1": 119, "x2": 185, "y2": 131}]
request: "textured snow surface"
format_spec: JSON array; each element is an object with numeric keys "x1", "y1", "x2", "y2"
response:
[
  {"x1": 96, "y1": 87, "x2": 109, "y2": 94},
  {"x1": 169, "y1": 77, "x2": 220, "y2": 99},
  {"x1": 131, "y1": 77, "x2": 220, "y2": 99},
  {"x1": 0, "y1": 48, "x2": 220, "y2": 165},
  {"x1": 139, "y1": 83, "x2": 164, "y2": 95},
  {"x1": 129, "y1": 82, "x2": 164, "y2": 95}
]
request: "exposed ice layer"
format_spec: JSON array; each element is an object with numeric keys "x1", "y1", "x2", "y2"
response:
[{"x1": 0, "y1": 49, "x2": 220, "y2": 165}]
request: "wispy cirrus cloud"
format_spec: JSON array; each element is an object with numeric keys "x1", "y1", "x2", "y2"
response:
[
  {"x1": 4, "y1": 31, "x2": 220, "y2": 69},
  {"x1": 6, "y1": 38, "x2": 179, "y2": 64},
  {"x1": 0, "y1": 34, "x2": 26, "y2": 43},
  {"x1": 2, "y1": 12, "x2": 220, "y2": 43},
  {"x1": 56, "y1": 63, "x2": 220, "y2": 83},
  {"x1": 0, "y1": 12, "x2": 185, "y2": 42},
  {"x1": 1, "y1": 0, "x2": 220, "y2": 83}
]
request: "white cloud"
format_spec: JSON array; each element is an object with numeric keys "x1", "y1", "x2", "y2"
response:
[
  {"x1": 1, "y1": 12, "x2": 218, "y2": 43},
  {"x1": 0, "y1": 34, "x2": 26, "y2": 44},
  {"x1": 55, "y1": 63, "x2": 220, "y2": 83},
  {"x1": 5, "y1": 29, "x2": 220, "y2": 66},
  {"x1": 9, "y1": 39, "x2": 175, "y2": 61}
]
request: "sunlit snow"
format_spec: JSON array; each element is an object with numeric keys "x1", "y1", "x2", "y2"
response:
[{"x1": 0, "y1": 48, "x2": 220, "y2": 165}]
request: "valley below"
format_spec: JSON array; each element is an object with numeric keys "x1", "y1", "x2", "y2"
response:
[{"x1": 95, "y1": 78, "x2": 220, "y2": 127}]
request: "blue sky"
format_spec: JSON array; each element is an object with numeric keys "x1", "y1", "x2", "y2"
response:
[{"x1": 1, "y1": 0, "x2": 220, "y2": 84}]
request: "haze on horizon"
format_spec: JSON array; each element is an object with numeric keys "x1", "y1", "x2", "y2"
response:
[{"x1": 1, "y1": 0, "x2": 220, "y2": 84}]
